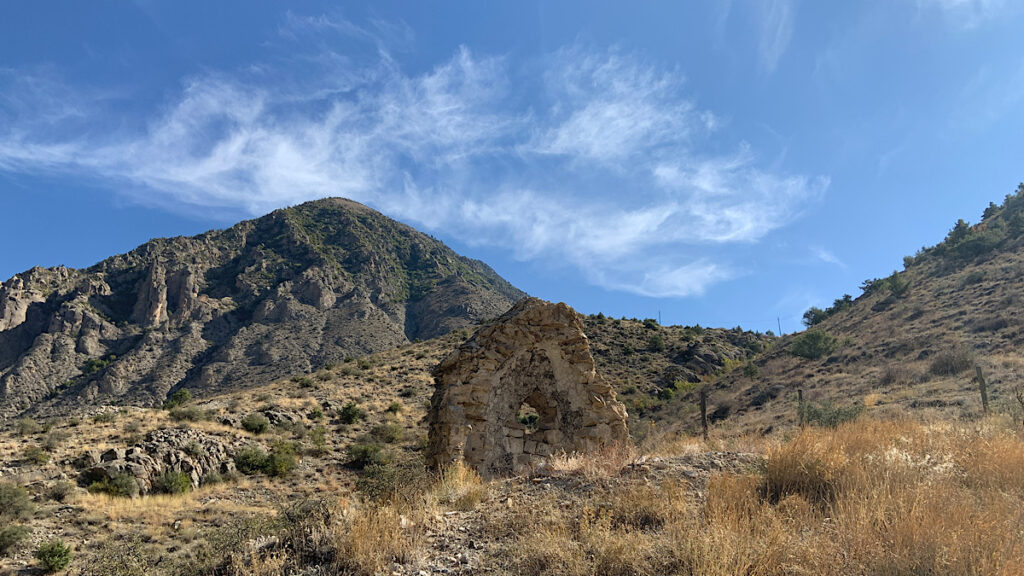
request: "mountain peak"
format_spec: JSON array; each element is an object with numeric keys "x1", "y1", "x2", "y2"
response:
[{"x1": 0, "y1": 200, "x2": 525, "y2": 418}]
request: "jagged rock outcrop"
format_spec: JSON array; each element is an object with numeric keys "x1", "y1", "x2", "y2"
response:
[
  {"x1": 426, "y1": 298, "x2": 628, "y2": 476},
  {"x1": 76, "y1": 428, "x2": 238, "y2": 494},
  {"x1": 0, "y1": 198, "x2": 525, "y2": 418}
]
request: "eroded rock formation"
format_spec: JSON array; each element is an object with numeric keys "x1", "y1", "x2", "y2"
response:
[
  {"x1": 76, "y1": 427, "x2": 238, "y2": 495},
  {"x1": 426, "y1": 298, "x2": 628, "y2": 476}
]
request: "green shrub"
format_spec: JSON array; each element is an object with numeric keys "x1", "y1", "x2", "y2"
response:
[
  {"x1": 88, "y1": 473, "x2": 139, "y2": 498},
  {"x1": 742, "y1": 361, "x2": 760, "y2": 378},
  {"x1": 789, "y1": 330, "x2": 838, "y2": 360},
  {"x1": 0, "y1": 525, "x2": 30, "y2": 556},
  {"x1": 517, "y1": 411, "x2": 539, "y2": 429},
  {"x1": 799, "y1": 401, "x2": 863, "y2": 428},
  {"x1": 15, "y1": 417, "x2": 41, "y2": 436},
  {"x1": 647, "y1": 334, "x2": 666, "y2": 352},
  {"x1": 233, "y1": 443, "x2": 296, "y2": 477},
  {"x1": 307, "y1": 406, "x2": 324, "y2": 420},
  {"x1": 235, "y1": 446, "x2": 269, "y2": 475},
  {"x1": 82, "y1": 354, "x2": 115, "y2": 376},
  {"x1": 169, "y1": 406, "x2": 208, "y2": 422},
  {"x1": 92, "y1": 411, "x2": 117, "y2": 424},
  {"x1": 163, "y1": 389, "x2": 192, "y2": 409},
  {"x1": 241, "y1": 413, "x2": 270, "y2": 435},
  {"x1": 370, "y1": 422, "x2": 403, "y2": 444},
  {"x1": 265, "y1": 442, "x2": 297, "y2": 477},
  {"x1": 348, "y1": 442, "x2": 387, "y2": 469},
  {"x1": 23, "y1": 444, "x2": 50, "y2": 465},
  {"x1": 802, "y1": 307, "x2": 828, "y2": 328},
  {"x1": 308, "y1": 425, "x2": 327, "y2": 455},
  {"x1": 0, "y1": 483, "x2": 33, "y2": 520},
  {"x1": 46, "y1": 481, "x2": 74, "y2": 503},
  {"x1": 35, "y1": 539, "x2": 73, "y2": 573},
  {"x1": 337, "y1": 402, "x2": 365, "y2": 425},
  {"x1": 155, "y1": 470, "x2": 193, "y2": 495},
  {"x1": 385, "y1": 401, "x2": 402, "y2": 414}
]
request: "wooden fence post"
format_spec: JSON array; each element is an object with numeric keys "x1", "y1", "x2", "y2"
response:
[
  {"x1": 976, "y1": 366, "x2": 990, "y2": 415},
  {"x1": 700, "y1": 388, "x2": 709, "y2": 442},
  {"x1": 797, "y1": 388, "x2": 806, "y2": 429}
]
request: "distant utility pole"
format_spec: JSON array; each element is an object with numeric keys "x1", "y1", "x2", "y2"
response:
[
  {"x1": 777, "y1": 317, "x2": 783, "y2": 336},
  {"x1": 658, "y1": 310, "x2": 662, "y2": 325}
]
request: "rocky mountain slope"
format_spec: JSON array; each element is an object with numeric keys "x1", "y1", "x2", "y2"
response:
[
  {"x1": 0, "y1": 198, "x2": 523, "y2": 418},
  {"x1": 712, "y1": 184, "x2": 1024, "y2": 433}
]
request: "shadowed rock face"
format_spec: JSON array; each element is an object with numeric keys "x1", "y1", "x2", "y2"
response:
[
  {"x1": 0, "y1": 198, "x2": 524, "y2": 418},
  {"x1": 426, "y1": 298, "x2": 628, "y2": 476}
]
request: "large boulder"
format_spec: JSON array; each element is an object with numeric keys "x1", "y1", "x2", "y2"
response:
[{"x1": 426, "y1": 298, "x2": 628, "y2": 476}]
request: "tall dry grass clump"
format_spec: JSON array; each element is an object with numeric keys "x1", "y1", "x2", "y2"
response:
[
  {"x1": 497, "y1": 416, "x2": 1024, "y2": 576},
  {"x1": 430, "y1": 461, "x2": 486, "y2": 511}
]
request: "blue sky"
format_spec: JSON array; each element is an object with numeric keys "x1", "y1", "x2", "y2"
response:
[{"x1": 2, "y1": 1, "x2": 1023, "y2": 333}]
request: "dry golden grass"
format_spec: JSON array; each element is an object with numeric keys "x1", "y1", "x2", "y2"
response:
[
  {"x1": 430, "y1": 461, "x2": 486, "y2": 511},
  {"x1": 494, "y1": 416, "x2": 1024, "y2": 576}
]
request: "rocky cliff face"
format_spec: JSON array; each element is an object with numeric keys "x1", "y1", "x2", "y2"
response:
[{"x1": 0, "y1": 198, "x2": 524, "y2": 419}]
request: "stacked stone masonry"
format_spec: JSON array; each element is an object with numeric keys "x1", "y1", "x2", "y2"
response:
[{"x1": 426, "y1": 298, "x2": 628, "y2": 476}]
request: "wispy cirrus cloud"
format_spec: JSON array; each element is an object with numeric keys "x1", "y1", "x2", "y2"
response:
[
  {"x1": 0, "y1": 15, "x2": 827, "y2": 298},
  {"x1": 914, "y1": 0, "x2": 1011, "y2": 28},
  {"x1": 758, "y1": 0, "x2": 796, "y2": 74}
]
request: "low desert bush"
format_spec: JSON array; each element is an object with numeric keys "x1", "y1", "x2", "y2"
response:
[
  {"x1": 347, "y1": 442, "x2": 387, "y2": 469},
  {"x1": 241, "y1": 413, "x2": 271, "y2": 435},
  {"x1": 235, "y1": 446, "x2": 269, "y2": 475},
  {"x1": 799, "y1": 400, "x2": 863, "y2": 428},
  {"x1": 234, "y1": 443, "x2": 296, "y2": 477},
  {"x1": 15, "y1": 417, "x2": 41, "y2": 436},
  {"x1": 0, "y1": 482, "x2": 34, "y2": 520},
  {"x1": 154, "y1": 469, "x2": 193, "y2": 495},
  {"x1": 0, "y1": 525, "x2": 30, "y2": 556},
  {"x1": 88, "y1": 472, "x2": 140, "y2": 498},
  {"x1": 789, "y1": 330, "x2": 838, "y2": 360},
  {"x1": 370, "y1": 422, "x2": 404, "y2": 444},
  {"x1": 22, "y1": 444, "x2": 50, "y2": 465},
  {"x1": 356, "y1": 455, "x2": 431, "y2": 503},
  {"x1": 337, "y1": 402, "x2": 365, "y2": 425},
  {"x1": 264, "y1": 442, "x2": 298, "y2": 477},
  {"x1": 46, "y1": 480, "x2": 75, "y2": 503},
  {"x1": 929, "y1": 346, "x2": 974, "y2": 376},
  {"x1": 35, "y1": 539, "x2": 73, "y2": 573},
  {"x1": 169, "y1": 406, "x2": 213, "y2": 422},
  {"x1": 92, "y1": 411, "x2": 118, "y2": 424}
]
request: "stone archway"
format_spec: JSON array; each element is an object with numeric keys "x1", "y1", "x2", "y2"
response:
[{"x1": 426, "y1": 298, "x2": 628, "y2": 476}]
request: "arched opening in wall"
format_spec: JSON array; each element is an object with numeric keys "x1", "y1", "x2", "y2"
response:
[{"x1": 517, "y1": 401, "x2": 540, "y2": 432}]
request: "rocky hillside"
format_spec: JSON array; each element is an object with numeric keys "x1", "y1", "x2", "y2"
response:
[
  {"x1": 713, "y1": 184, "x2": 1024, "y2": 433},
  {"x1": 0, "y1": 198, "x2": 524, "y2": 418}
]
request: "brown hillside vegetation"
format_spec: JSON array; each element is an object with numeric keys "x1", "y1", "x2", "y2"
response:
[
  {"x1": 1, "y1": 322, "x2": 1023, "y2": 573},
  {"x1": 712, "y1": 184, "x2": 1024, "y2": 435}
]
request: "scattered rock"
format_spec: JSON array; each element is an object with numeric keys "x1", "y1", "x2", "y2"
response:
[{"x1": 76, "y1": 427, "x2": 237, "y2": 494}]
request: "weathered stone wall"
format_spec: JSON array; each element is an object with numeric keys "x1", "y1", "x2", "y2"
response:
[{"x1": 426, "y1": 298, "x2": 628, "y2": 476}]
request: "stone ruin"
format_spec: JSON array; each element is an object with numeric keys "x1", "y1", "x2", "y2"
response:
[{"x1": 426, "y1": 298, "x2": 628, "y2": 476}]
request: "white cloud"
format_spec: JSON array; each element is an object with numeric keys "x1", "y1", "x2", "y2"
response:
[
  {"x1": 0, "y1": 23, "x2": 827, "y2": 299},
  {"x1": 915, "y1": 0, "x2": 1008, "y2": 28},
  {"x1": 812, "y1": 247, "x2": 846, "y2": 268},
  {"x1": 758, "y1": 0, "x2": 796, "y2": 74}
]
